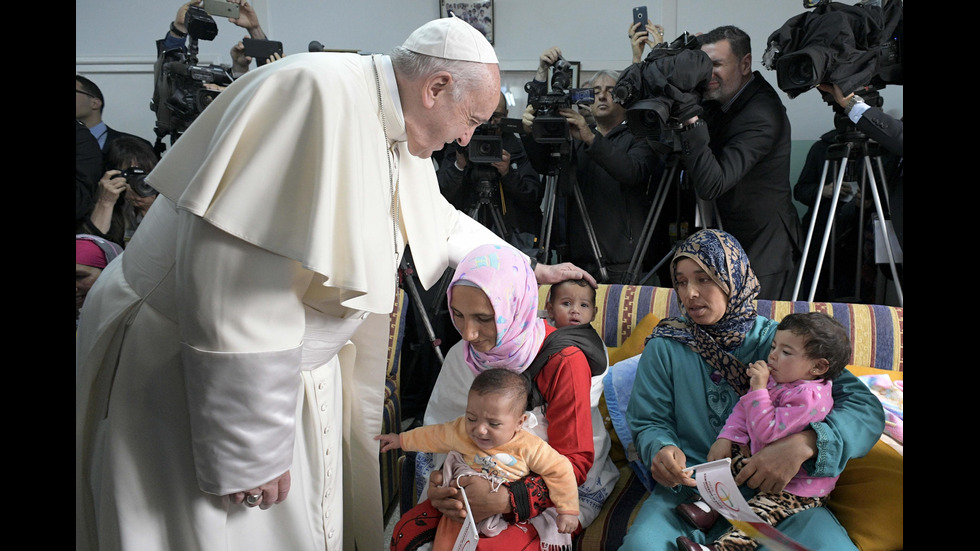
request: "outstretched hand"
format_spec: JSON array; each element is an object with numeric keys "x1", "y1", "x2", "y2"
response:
[{"x1": 374, "y1": 433, "x2": 401, "y2": 453}]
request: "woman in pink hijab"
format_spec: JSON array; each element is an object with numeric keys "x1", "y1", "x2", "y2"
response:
[{"x1": 392, "y1": 244, "x2": 618, "y2": 550}]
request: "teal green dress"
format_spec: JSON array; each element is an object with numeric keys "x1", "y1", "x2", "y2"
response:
[{"x1": 621, "y1": 316, "x2": 885, "y2": 551}]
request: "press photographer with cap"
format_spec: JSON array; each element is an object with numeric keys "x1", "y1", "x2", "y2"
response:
[{"x1": 75, "y1": 16, "x2": 595, "y2": 551}]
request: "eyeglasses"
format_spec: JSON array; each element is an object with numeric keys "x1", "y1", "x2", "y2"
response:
[{"x1": 76, "y1": 89, "x2": 97, "y2": 99}]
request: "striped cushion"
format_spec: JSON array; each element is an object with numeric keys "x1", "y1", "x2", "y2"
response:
[
  {"x1": 537, "y1": 285, "x2": 903, "y2": 372},
  {"x1": 754, "y1": 298, "x2": 903, "y2": 372}
]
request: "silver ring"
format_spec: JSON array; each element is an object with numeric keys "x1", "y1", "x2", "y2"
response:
[{"x1": 246, "y1": 493, "x2": 261, "y2": 505}]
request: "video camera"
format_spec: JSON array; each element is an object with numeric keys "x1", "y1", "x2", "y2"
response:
[
  {"x1": 467, "y1": 123, "x2": 505, "y2": 164},
  {"x1": 525, "y1": 56, "x2": 595, "y2": 144},
  {"x1": 762, "y1": 0, "x2": 903, "y2": 100},
  {"x1": 464, "y1": 118, "x2": 524, "y2": 164},
  {"x1": 612, "y1": 32, "x2": 713, "y2": 146},
  {"x1": 151, "y1": 5, "x2": 233, "y2": 149}
]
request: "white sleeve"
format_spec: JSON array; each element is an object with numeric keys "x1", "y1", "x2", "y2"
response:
[
  {"x1": 175, "y1": 212, "x2": 314, "y2": 495},
  {"x1": 445, "y1": 204, "x2": 524, "y2": 268}
]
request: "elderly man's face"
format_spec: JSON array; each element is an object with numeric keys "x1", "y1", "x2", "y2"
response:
[{"x1": 407, "y1": 67, "x2": 501, "y2": 159}]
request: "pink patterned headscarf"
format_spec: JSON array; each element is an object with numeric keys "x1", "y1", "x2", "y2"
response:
[{"x1": 448, "y1": 244, "x2": 546, "y2": 376}]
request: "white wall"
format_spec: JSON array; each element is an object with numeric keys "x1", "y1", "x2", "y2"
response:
[{"x1": 76, "y1": 0, "x2": 903, "y2": 146}]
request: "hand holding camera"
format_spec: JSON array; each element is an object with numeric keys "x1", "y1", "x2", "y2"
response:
[
  {"x1": 536, "y1": 47, "x2": 563, "y2": 82},
  {"x1": 491, "y1": 149, "x2": 512, "y2": 177},
  {"x1": 662, "y1": 84, "x2": 703, "y2": 124},
  {"x1": 97, "y1": 170, "x2": 129, "y2": 206},
  {"x1": 119, "y1": 167, "x2": 158, "y2": 197},
  {"x1": 172, "y1": 0, "x2": 203, "y2": 37},
  {"x1": 558, "y1": 106, "x2": 593, "y2": 144}
]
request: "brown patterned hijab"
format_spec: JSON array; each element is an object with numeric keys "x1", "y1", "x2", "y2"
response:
[{"x1": 648, "y1": 229, "x2": 761, "y2": 395}]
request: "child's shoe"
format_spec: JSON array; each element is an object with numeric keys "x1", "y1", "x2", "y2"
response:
[{"x1": 676, "y1": 500, "x2": 719, "y2": 531}]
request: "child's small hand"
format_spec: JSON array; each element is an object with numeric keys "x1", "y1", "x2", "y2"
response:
[
  {"x1": 557, "y1": 513, "x2": 579, "y2": 534},
  {"x1": 707, "y1": 438, "x2": 733, "y2": 462},
  {"x1": 747, "y1": 360, "x2": 770, "y2": 391},
  {"x1": 374, "y1": 433, "x2": 401, "y2": 453}
]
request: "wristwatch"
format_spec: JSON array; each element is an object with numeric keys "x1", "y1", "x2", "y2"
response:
[
  {"x1": 681, "y1": 119, "x2": 705, "y2": 132},
  {"x1": 845, "y1": 94, "x2": 865, "y2": 114}
]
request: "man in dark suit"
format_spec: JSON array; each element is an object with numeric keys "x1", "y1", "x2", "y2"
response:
[
  {"x1": 676, "y1": 26, "x2": 802, "y2": 299},
  {"x1": 76, "y1": 75, "x2": 152, "y2": 158}
]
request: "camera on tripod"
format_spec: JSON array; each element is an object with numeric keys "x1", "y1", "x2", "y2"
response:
[
  {"x1": 466, "y1": 123, "x2": 505, "y2": 164},
  {"x1": 525, "y1": 56, "x2": 595, "y2": 144},
  {"x1": 613, "y1": 32, "x2": 712, "y2": 146},
  {"x1": 464, "y1": 118, "x2": 524, "y2": 164},
  {"x1": 762, "y1": 0, "x2": 903, "y2": 102},
  {"x1": 151, "y1": 5, "x2": 233, "y2": 148}
]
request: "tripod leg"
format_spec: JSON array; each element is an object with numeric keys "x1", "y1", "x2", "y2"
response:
[
  {"x1": 570, "y1": 180, "x2": 609, "y2": 282},
  {"x1": 538, "y1": 173, "x2": 558, "y2": 263},
  {"x1": 808, "y1": 157, "x2": 849, "y2": 302},
  {"x1": 399, "y1": 260, "x2": 445, "y2": 365},
  {"x1": 862, "y1": 155, "x2": 903, "y2": 306},
  {"x1": 793, "y1": 159, "x2": 832, "y2": 300},
  {"x1": 625, "y1": 160, "x2": 678, "y2": 284},
  {"x1": 488, "y1": 201, "x2": 510, "y2": 244}
]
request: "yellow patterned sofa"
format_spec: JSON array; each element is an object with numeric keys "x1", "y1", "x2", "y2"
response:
[{"x1": 562, "y1": 284, "x2": 904, "y2": 551}]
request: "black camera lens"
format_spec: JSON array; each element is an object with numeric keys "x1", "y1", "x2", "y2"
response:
[
  {"x1": 122, "y1": 168, "x2": 158, "y2": 197},
  {"x1": 780, "y1": 55, "x2": 817, "y2": 88}
]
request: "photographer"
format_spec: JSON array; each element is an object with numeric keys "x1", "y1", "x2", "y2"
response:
[
  {"x1": 674, "y1": 26, "x2": 802, "y2": 300},
  {"x1": 437, "y1": 93, "x2": 542, "y2": 248},
  {"x1": 523, "y1": 47, "x2": 660, "y2": 282},
  {"x1": 75, "y1": 136, "x2": 160, "y2": 248},
  {"x1": 159, "y1": 0, "x2": 268, "y2": 79},
  {"x1": 153, "y1": 1, "x2": 278, "y2": 151}
]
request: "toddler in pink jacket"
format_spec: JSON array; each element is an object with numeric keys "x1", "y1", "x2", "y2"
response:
[{"x1": 676, "y1": 312, "x2": 852, "y2": 551}]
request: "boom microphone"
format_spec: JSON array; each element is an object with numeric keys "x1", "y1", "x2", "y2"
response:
[{"x1": 309, "y1": 40, "x2": 326, "y2": 52}]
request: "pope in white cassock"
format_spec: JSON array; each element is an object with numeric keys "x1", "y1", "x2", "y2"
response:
[{"x1": 75, "y1": 16, "x2": 593, "y2": 551}]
